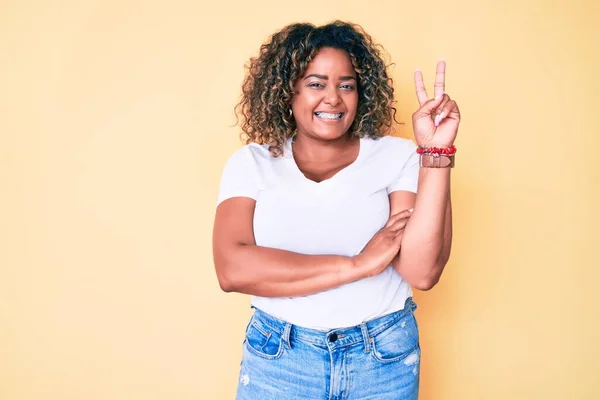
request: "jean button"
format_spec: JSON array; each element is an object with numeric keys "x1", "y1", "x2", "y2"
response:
[{"x1": 329, "y1": 333, "x2": 338, "y2": 343}]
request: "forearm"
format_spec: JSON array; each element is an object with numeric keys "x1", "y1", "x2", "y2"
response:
[
  {"x1": 439, "y1": 191, "x2": 452, "y2": 266},
  {"x1": 396, "y1": 167, "x2": 453, "y2": 289},
  {"x1": 215, "y1": 245, "x2": 366, "y2": 298}
]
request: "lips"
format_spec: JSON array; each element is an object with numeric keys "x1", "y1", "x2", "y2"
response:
[{"x1": 314, "y1": 112, "x2": 344, "y2": 120}]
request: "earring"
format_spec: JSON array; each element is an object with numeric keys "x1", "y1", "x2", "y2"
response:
[{"x1": 289, "y1": 109, "x2": 293, "y2": 116}]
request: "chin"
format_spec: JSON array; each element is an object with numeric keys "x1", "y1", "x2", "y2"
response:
[
  {"x1": 310, "y1": 125, "x2": 353, "y2": 141},
  {"x1": 314, "y1": 131, "x2": 348, "y2": 141}
]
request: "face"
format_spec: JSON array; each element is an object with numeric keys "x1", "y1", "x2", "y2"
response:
[{"x1": 291, "y1": 47, "x2": 358, "y2": 141}]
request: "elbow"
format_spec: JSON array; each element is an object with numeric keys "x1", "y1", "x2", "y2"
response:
[
  {"x1": 214, "y1": 245, "x2": 252, "y2": 294},
  {"x1": 217, "y1": 275, "x2": 235, "y2": 293},
  {"x1": 215, "y1": 261, "x2": 240, "y2": 293},
  {"x1": 399, "y1": 251, "x2": 444, "y2": 291},
  {"x1": 412, "y1": 276, "x2": 439, "y2": 291},
  {"x1": 411, "y1": 259, "x2": 448, "y2": 291}
]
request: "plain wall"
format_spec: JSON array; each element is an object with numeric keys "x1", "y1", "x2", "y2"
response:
[{"x1": 1, "y1": 0, "x2": 599, "y2": 398}]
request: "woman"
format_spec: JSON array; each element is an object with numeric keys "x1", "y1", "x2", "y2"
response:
[{"x1": 213, "y1": 21, "x2": 459, "y2": 400}]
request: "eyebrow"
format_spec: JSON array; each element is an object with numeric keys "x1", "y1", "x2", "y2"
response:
[{"x1": 303, "y1": 74, "x2": 357, "y2": 81}]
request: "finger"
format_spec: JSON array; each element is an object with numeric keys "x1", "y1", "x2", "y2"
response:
[
  {"x1": 436, "y1": 94, "x2": 450, "y2": 111},
  {"x1": 449, "y1": 101, "x2": 461, "y2": 120},
  {"x1": 387, "y1": 211, "x2": 413, "y2": 231},
  {"x1": 414, "y1": 69, "x2": 428, "y2": 105},
  {"x1": 388, "y1": 217, "x2": 409, "y2": 233},
  {"x1": 394, "y1": 227, "x2": 406, "y2": 241},
  {"x1": 384, "y1": 209, "x2": 413, "y2": 228},
  {"x1": 383, "y1": 217, "x2": 399, "y2": 228},
  {"x1": 434, "y1": 59, "x2": 446, "y2": 99},
  {"x1": 417, "y1": 93, "x2": 445, "y2": 115},
  {"x1": 436, "y1": 100, "x2": 459, "y2": 126},
  {"x1": 433, "y1": 94, "x2": 450, "y2": 126},
  {"x1": 390, "y1": 208, "x2": 414, "y2": 220},
  {"x1": 384, "y1": 209, "x2": 409, "y2": 226}
]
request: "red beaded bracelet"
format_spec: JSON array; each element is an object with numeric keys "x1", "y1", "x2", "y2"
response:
[{"x1": 417, "y1": 145, "x2": 457, "y2": 156}]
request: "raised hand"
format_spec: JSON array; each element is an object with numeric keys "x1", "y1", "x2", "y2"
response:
[{"x1": 412, "y1": 60, "x2": 461, "y2": 148}]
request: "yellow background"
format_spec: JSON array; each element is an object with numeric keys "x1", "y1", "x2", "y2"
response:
[{"x1": 1, "y1": 0, "x2": 599, "y2": 399}]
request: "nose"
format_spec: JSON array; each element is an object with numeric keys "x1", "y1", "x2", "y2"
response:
[{"x1": 324, "y1": 86, "x2": 342, "y2": 106}]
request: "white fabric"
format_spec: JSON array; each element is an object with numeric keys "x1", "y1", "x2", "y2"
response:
[{"x1": 216, "y1": 135, "x2": 419, "y2": 330}]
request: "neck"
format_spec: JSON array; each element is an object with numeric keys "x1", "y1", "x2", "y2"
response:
[{"x1": 292, "y1": 133, "x2": 357, "y2": 162}]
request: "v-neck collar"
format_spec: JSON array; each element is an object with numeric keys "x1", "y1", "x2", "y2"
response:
[{"x1": 284, "y1": 136, "x2": 366, "y2": 186}]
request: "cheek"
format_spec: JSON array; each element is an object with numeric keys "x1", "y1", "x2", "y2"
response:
[
  {"x1": 346, "y1": 95, "x2": 359, "y2": 115},
  {"x1": 293, "y1": 91, "x2": 321, "y2": 110},
  {"x1": 346, "y1": 101, "x2": 358, "y2": 118}
]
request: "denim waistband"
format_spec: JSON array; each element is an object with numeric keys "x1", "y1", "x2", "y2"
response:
[{"x1": 250, "y1": 297, "x2": 417, "y2": 351}]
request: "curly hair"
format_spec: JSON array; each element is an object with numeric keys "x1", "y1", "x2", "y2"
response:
[{"x1": 235, "y1": 20, "x2": 397, "y2": 156}]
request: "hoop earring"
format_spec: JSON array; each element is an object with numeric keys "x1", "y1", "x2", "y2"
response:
[{"x1": 288, "y1": 109, "x2": 293, "y2": 117}]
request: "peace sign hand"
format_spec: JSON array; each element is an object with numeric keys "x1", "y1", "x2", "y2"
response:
[{"x1": 412, "y1": 60, "x2": 461, "y2": 148}]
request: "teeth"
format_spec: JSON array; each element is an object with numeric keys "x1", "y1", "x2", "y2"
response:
[{"x1": 315, "y1": 112, "x2": 342, "y2": 120}]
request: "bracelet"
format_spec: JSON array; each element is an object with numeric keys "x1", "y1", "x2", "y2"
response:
[
  {"x1": 416, "y1": 145, "x2": 457, "y2": 155},
  {"x1": 417, "y1": 145, "x2": 456, "y2": 168},
  {"x1": 419, "y1": 154, "x2": 455, "y2": 168}
]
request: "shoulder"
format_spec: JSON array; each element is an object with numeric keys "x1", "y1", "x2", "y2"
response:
[
  {"x1": 361, "y1": 135, "x2": 417, "y2": 164},
  {"x1": 228, "y1": 142, "x2": 271, "y2": 158},
  {"x1": 223, "y1": 142, "x2": 275, "y2": 168},
  {"x1": 361, "y1": 136, "x2": 420, "y2": 194},
  {"x1": 217, "y1": 143, "x2": 274, "y2": 205}
]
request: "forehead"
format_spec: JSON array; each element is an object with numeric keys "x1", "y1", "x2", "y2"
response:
[{"x1": 304, "y1": 47, "x2": 356, "y2": 76}]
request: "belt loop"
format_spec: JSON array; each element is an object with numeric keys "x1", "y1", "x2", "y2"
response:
[
  {"x1": 282, "y1": 322, "x2": 292, "y2": 350},
  {"x1": 360, "y1": 322, "x2": 370, "y2": 353},
  {"x1": 405, "y1": 297, "x2": 416, "y2": 312}
]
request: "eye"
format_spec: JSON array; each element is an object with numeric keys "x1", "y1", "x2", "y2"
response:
[
  {"x1": 308, "y1": 82, "x2": 324, "y2": 88},
  {"x1": 340, "y1": 84, "x2": 355, "y2": 90}
]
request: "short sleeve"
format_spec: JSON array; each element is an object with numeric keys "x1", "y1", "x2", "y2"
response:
[
  {"x1": 387, "y1": 142, "x2": 420, "y2": 194},
  {"x1": 216, "y1": 147, "x2": 260, "y2": 206}
]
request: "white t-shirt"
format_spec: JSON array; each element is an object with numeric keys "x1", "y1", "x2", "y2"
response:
[{"x1": 216, "y1": 135, "x2": 419, "y2": 330}]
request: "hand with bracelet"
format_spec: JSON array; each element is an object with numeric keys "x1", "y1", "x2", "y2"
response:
[{"x1": 412, "y1": 60, "x2": 461, "y2": 167}]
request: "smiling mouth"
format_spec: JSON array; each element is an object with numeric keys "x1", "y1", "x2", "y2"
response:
[{"x1": 314, "y1": 112, "x2": 343, "y2": 120}]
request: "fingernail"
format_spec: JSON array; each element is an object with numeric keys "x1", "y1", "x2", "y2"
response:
[
  {"x1": 434, "y1": 112, "x2": 445, "y2": 126},
  {"x1": 408, "y1": 208, "x2": 414, "y2": 212}
]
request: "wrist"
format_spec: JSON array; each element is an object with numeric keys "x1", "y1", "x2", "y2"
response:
[
  {"x1": 417, "y1": 144, "x2": 456, "y2": 168},
  {"x1": 423, "y1": 142, "x2": 454, "y2": 148},
  {"x1": 349, "y1": 254, "x2": 371, "y2": 280},
  {"x1": 419, "y1": 154, "x2": 455, "y2": 168}
]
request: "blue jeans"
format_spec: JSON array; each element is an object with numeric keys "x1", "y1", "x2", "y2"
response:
[{"x1": 236, "y1": 298, "x2": 420, "y2": 400}]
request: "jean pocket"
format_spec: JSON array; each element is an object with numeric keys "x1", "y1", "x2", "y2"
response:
[
  {"x1": 244, "y1": 317, "x2": 285, "y2": 360},
  {"x1": 370, "y1": 313, "x2": 420, "y2": 364}
]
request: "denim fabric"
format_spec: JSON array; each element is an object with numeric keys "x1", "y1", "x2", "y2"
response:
[{"x1": 236, "y1": 298, "x2": 420, "y2": 400}]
